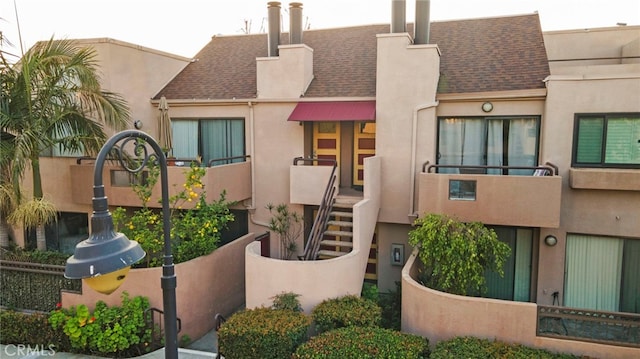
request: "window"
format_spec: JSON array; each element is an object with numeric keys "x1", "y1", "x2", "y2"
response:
[
  {"x1": 24, "y1": 212, "x2": 89, "y2": 253},
  {"x1": 449, "y1": 179, "x2": 476, "y2": 200},
  {"x1": 484, "y1": 227, "x2": 533, "y2": 302},
  {"x1": 573, "y1": 113, "x2": 640, "y2": 168},
  {"x1": 565, "y1": 234, "x2": 639, "y2": 313},
  {"x1": 172, "y1": 118, "x2": 245, "y2": 166},
  {"x1": 437, "y1": 116, "x2": 540, "y2": 175}
]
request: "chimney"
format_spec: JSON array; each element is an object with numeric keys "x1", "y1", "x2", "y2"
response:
[
  {"x1": 391, "y1": 0, "x2": 406, "y2": 33},
  {"x1": 268, "y1": 2, "x2": 281, "y2": 56},
  {"x1": 289, "y1": 2, "x2": 303, "y2": 44},
  {"x1": 414, "y1": 0, "x2": 431, "y2": 44}
]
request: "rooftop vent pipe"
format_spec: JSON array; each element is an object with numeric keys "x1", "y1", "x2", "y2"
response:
[
  {"x1": 268, "y1": 1, "x2": 281, "y2": 56},
  {"x1": 289, "y1": 2, "x2": 303, "y2": 44},
  {"x1": 391, "y1": 0, "x2": 406, "y2": 33},
  {"x1": 414, "y1": 0, "x2": 431, "y2": 44}
]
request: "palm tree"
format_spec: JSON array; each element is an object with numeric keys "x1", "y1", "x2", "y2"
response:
[{"x1": 0, "y1": 37, "x2": 130, "y2": 250}]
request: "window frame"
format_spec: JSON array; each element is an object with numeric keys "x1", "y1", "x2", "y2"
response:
[
  {"x1": 171, "y1": 117, "x2": 246, "y2": 166},
  {"x1": 572, "y1": 113, "x2": 640, "y2": 169},
  {"x1": 436, "y1": 115, "x2": 541, "y2": 175}
]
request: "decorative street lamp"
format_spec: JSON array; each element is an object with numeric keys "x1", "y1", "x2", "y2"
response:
[{"x1": 64, "y1": 130, "x2": 178, "y2": 359}]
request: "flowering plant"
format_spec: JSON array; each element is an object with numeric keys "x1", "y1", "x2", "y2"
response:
[
  {"x1": 112, "y1": 162, "x2": 235, "y2": 267},
  {"x1": 48, "y1": 292, "x2": 152, "y2": 355}
]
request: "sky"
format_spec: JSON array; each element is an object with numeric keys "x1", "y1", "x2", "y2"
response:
[{"x1": 1, "y1": 0, "x2": 639, "y2": 59}]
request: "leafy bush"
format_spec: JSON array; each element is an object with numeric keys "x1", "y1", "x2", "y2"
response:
[
  {"x1": 266, "y1": 203, "x2": 303, "y2": 260},
  {"x1": 431, "y1": 336, "x2": 582, "y2": 359},
  {"x1": 48, "y1": 292, "x2": 152, "y2": 357},
  {"x1": 408, "y1": 213, "x2": 511, "y2": 296},
  {"x1": 0, "y1": 247, "x2": 69, "y2": 265},
  {"x1": 311, "y1": 295, "x2": 381, "y2": 334},
  {"x1": 293, "y1": 326, "x2": 429, "y2": 359},
  {"x1": 217, "y1": 307, "x2": 311, "y2": 359},
  {"x1": 271, "y1": 292, "x2": 303, "y2": 312},
  {"x1": 0, "y1": 310, "x2": 66, "y2": 348},
  {"x1": 378, "y1": 281, "x2": 402, "y2": 331},
  {"x1": 112, "y1": 162, "x2": 235, "y2": 267}
]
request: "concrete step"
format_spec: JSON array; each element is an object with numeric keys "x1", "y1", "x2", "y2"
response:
[
  {"x1": 324, "y1": 230, "x2": 353, "y2": 237},
  {"x1": 318, "y1": 249, "x2": 349, "y2": 258},
  {"x1": 332, "y1": 201, "x2": 355, "y2": 209},
  {"x1": 330, "y1": 211, "x2": 353, "y2": 218},
  {"x1": 328, "y1": 220, "x2": 353, "y2": 227},
  {"x1": 320, "y1": 240, "x2": 354, "y2": 247}
]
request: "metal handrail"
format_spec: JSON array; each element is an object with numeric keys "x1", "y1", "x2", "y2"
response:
[
  {"x1": 295, "y1": 157, "x2": 338, "y2": 260},
  {"x1": 207, "y1": 154, "x2": 251, "y2": 167},
  {"x1": 423, "y1": 161, "x2": 559, "y2": 176},
  {"x1": 537, "y1": 305, "x2": 640, "y2": 348},
  {"x1": 77, "y1": 154, "x2": 251, "y2": 167}
]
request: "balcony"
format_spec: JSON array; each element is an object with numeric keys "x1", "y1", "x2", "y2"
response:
[
  {"x1": 70, "y1": 157, "x2": 252, "y2": 208},
  {"x1": 418, "y1": 163, "x2": 562, "y2": 228}
]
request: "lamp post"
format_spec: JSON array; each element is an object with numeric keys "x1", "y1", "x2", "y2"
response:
[{"x1": 64, "y1": 130, "x2": 178, "y2": 359}]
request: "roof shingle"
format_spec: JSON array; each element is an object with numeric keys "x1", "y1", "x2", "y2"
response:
[{"x1": 155, "y1": 13, "x2": 549, "y2": 100}]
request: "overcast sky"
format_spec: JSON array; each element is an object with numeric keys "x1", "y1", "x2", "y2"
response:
[{"x1": 1, "y1": 0, "x2": 639, "y2": 59}]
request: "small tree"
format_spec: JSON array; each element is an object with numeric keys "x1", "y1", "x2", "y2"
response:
[
  {"x1": 266, "y1": 203, "x2": 303, "y2": 260},
  {"x1": 408, "y1": 213, "x2": 510, "y2": 296}
]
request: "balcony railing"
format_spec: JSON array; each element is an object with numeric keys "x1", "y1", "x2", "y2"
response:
[
  {"x1": 417, "y1": 161, "x2": 562, "y2": 228},
  {"x1": 537, "y1": 305, "x2": 640, "y2": 348},
  {"x1": 70, "y1": 155, "x2": 251, "y2": 207}
]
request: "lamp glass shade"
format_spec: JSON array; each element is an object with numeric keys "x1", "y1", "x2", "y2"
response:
[
  {"x1": 65, "y1": 231, "x2": 145, "y2": 282},
  {"x1": 84, "y1": 266, "x2": 131, "y2": 294}
]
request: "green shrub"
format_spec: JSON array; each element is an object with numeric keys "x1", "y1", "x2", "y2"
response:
[
  {"x1": 0, "y1": 310, "x2": 66, "y2": 349},
  {"x1": 378, "y1": 281, "x2": 402, "y2": 330},
  {"x1": 0, "y1": 247, "x2": 69, "y2": 265},
  {"x1": 48, "y1": 292, "x2": 152, "y2": 357},
  {"x1": 361, "y1": 282, "x2": 379, "y2": 302},
  {"x1": 217, "y1": 307, "x2": 311, "y2": 359},
  {"x1": 311, "y1": 295, "x2": 381, "y2": 334},
  {"x1": 408, "y1": 213, "x2": 511, "y2": 296},
  {"x1": 431, "y1": 336, "x2": 582, "y2": 359},
  {"x1": 271, "y1": 291, "x2": 302, "y2": 312},
  {"x1": 293, "y1": 326, "x2": 429, "y2": 359}
]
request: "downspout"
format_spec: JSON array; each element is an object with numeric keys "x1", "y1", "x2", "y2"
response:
[
  {"x1": 247, "y1": 101, "x2": 270, "y2": 228},
  {"x1": 409, "y1": 101, "x2": 438, "y2": 219}
]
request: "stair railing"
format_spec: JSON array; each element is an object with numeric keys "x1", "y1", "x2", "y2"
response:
[{"x1": 293, "y1": 157, "x2": 338, "y2": 260}]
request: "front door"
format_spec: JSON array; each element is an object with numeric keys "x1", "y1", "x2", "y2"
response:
[
  {"x1": 353, "y1": 122, "x2": 376, "y2": 187},
  {"x1": 313, "y1": 122, "x2": 341, "y2": 166}
]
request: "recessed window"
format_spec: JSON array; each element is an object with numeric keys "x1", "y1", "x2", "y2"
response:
[
  {"x1": 449, "y1": 179, "x2": 476, "y2": 200},
  {"x1": 437, "y1": 116, "x2": 540, "y2": 175},
  {"x1": 573, "y1": 113, "x2": 640, "y2": 168},
  {"x1": 172, "y1": 118, "x2": 245, "y2": 166},
  {"x1": 110, "y1": 170, "x2": 148, "y2": 187}
]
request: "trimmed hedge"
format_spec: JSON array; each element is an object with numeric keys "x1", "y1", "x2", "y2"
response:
[
  {"x1": 311, "y1": 295, "x2": 381, "y2": 334},
  {"x1": 293, "y1": 326, "x2": 429, "y2": 359},
  {"x1": 217, "y1": 307, "x2": 311, "y2": 359},
  {"x1": 0, "y1": 310, "x2": 67, "y2": 349},
  {"x1": 431, "y1": 336, "x2": 583, "y2": 359}
]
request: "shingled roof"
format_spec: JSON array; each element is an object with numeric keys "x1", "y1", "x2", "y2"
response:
[{"x1": 155, "y1": 13, "x2": 549, "y2": 100}]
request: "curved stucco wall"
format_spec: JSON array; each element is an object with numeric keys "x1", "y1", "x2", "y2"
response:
[
  {"x1": 61, "y1": 233, "x2": 253, "y2": 340},
  {"x1": 401, "y1": 248, "x2": 639, "y2": 358}
]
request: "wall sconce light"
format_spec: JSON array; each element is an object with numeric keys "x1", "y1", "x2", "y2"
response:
[
  {"x1": 544, "y1": 235, "x2": 558, "y2": 247},
  {"x1": 391, "y1": 243, "x2": 404, "y2": 266},
  {"x1": 134, "y1": 120, "x2": 143, "y2": 129},
  {"x1": 481, "y1": 102, "x2": 493, "y2": 113}
]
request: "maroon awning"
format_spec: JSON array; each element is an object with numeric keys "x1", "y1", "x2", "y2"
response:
[{"x1": 287, "y1": 101, "x2": 376, "y2": 122}]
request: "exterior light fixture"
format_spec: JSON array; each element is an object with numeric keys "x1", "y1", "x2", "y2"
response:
[
  {"x1": 544, "y1": 235, "x2": 558, "y2": 247},
  {"x1": 481, "y1": 102, "x2": 493, "y2": 113},
  {"x1": 65, "y1": 130, "x2": 178, "y2": 359}
]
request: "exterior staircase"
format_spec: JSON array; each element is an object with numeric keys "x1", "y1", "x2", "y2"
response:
[{"x1": 317, "y1": 196, "x2": 359, "y2": 259}]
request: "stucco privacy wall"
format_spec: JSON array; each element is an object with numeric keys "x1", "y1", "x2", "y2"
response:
[
  {"x1": 401, "y1": 248, "x2": 639, "y2": 359},
  {"x1": 62, "y1": 234, "x2": 253, "y2": 341},
  {"x1": 246, "y1": 156, "x2": 381, "y2": 313}
]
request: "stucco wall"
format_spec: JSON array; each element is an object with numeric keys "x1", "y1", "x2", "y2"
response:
[
  {"x1": 61, "y1": 234, "x2": 253, "y2": 341},
  {"x1": 402, "y1": 248, "x2": 640, "y2": 358}
]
